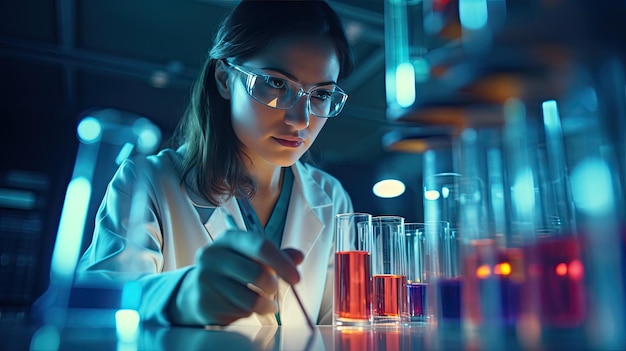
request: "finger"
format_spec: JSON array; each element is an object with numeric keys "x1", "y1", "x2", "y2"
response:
[
  {"x1": 246, "y1": 283, "x2": 270, "y2": 298},
  {"x1": 282, "y1": 248, "x2": 304, "y2": 265},
  {"x1": 212, "y1": 230, "x2": 301, "y2": 284},
  {"x1": 209, "y1": 274, "x2": 278, "y2": 315},
  {"x1": 251, "y1": 265, "x2": 279, "y2": 297},
  {"x1": 251, "y1": 291, "x2": 279, "y2": 316}
]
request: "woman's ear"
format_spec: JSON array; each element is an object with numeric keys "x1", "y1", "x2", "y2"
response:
[{"x1": 214, "y1": 60, "x2": 231, "y2": 100}]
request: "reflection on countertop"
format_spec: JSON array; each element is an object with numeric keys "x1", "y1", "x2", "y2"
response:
[{"x1": 1, "y1": 318, "x2": 599, "y2": 351}]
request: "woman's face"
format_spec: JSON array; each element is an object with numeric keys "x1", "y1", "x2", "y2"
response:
[{"x1": 227, "y1": 36, "x2": 341, "y2": 168}]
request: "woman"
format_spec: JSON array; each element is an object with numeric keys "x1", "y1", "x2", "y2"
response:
[{"x1": 77, "y1": 0, "x2": 355, "y2": 327}]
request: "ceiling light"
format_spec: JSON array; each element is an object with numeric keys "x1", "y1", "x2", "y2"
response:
[
  {"x1": 373, "y1": 179, "x2": 406, "y2": 198},
  {"x1": 424, "y1": 189, "x2": 440, "y2": 201}
]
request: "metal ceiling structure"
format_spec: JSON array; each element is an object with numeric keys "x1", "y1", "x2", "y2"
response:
[{"x1": 1, "y1": 0, "x2": 423, "y2": 222}]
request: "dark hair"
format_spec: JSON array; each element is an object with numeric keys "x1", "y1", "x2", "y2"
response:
[{"x1": 171, "y1": 0, "x2": 355, "y2": 205}]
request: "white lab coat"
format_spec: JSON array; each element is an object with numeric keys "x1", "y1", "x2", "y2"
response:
[{"x1": 77, "y1": 148, "x2": 353, "y2": 327}]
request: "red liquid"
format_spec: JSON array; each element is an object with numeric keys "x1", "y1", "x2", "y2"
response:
[
  {"x1": 407, "y1": 282, "x2": 427, "y2": 319},
  {"x1": 334, "y1": 329, "x2": 373, "y2": 351},
  {"x1": 527, "y1": 235, "x2": 586, "y2": 327},
  {"x1": 374, "y1": 328, "x2": 412, "y2": 350},
  {"x1": 334, "y1": 251, "x2": 372, "y2": 320},
  {"x1": 373, "y1": 274, "x2": 407, "y2": 317}
]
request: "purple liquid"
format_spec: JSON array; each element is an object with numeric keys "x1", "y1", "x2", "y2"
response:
[
  {"x1": 407, "y1": 282, "x2": 427, "y2": 320},
  {"x1": 438, "y1": 278, "x2": 462, "y2": 320}
]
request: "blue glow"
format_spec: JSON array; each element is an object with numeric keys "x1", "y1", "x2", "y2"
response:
[
  {"x1": 373, "y1": 179, "x2": 406, "y2": 198},
  {"x1": 133, "y1": 118, "x2": 161, "y2": 153},
  {"x1": 512, "y1": 167, "x2": 535, "y2": 216},
  {"x1": 395, "y1": 63, "x2": 416, "y2": 108},
  {"x1": 542, "y1": 100, "x2": 559, "y2": 129},
  {"x1": 117, "y1": 341, "x2": 138, "y2": 351},
  {"x1": 459, "y1": 0, "x2": 488, "y2": 30},
  {"x1": 115, "y1": 309, "x2": 141, "y2": 342},
  {"x1": 30, "y1": 325, "x2": 60, "y2": 351},
  {"x1": 413, "y1": 58, "x2": 430, "y2": 83},
  {"x1": 442, "y1": 186, "x2": 450, "y2": 199},
  {"x1": 51, "y1": 177, "x2": 91, "y2": 278},
  {"x1": 138, "y1": 128, "x2": 159, "y2": 152},
  {"x1": 0, "y1": 188, "x2": 35, "y2": 210},
  {"x1": 571, "y1": 158, "x2": 614, "y2": 215},
  {"x1": 116, "y1": 143, "x2": 135, "y2": 166},
  {"x1": 77, "y1": 117, "x2": 102, "y2": 143},
  {"x1": 121, "y1": 281, "x2": 142, "y2": 309}
]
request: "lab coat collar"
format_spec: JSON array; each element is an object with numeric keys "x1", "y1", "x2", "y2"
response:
[
  {"x1": 281, "y1": 161, "x2": 332, "y2": 256},
  {"x1": 187, "y1": 159, "x2": 332, "y2": 327},
  {"x1": 183, "y1": 158, "x2": 331, "y2": 254}
]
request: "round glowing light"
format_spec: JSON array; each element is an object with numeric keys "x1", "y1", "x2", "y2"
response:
[
  {"x1": 495, "y1": 262, "x2": 512, "y2": 276},
  {"x1": 568, "y1": 260, "x2": 584, "y2": 280},
  {"x1": 138, "y1": 128, "x2": 159, "y2": 152},
  {"x1": 441, "y1": 186, "x2": 450, "y2": 198},
  {"x1": 77, "y1": 117, "x2": 102, "y2": 143},
  {"x1": 373, "y1": 179, "x2": 406, "y2": 198},
  {"x1": 395, "y1": 63, "x2": 416, "y2": 108},
  {"x1": 424, "y1": 189, "x2": 440, "y2": 201},
  {"x1": 555, "y1": 263, "x2": 568, "y2": 276},
  {"x1": 476, "y1": 264, "x2": 491, "y2": 279},
  {"x1": 134, "y1": 118, "x2": 161, "y2": 153},
  {"x1": 115, "y1": 309, "x2": 141, "y2": 342}
]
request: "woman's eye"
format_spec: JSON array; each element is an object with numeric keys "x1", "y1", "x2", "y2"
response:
[
  {"x1": 265, "y1": 76, "x2": 287, "y2": 89},
  {"x1": 312, "y1": 90, "x2": 332, "y2": 101}
]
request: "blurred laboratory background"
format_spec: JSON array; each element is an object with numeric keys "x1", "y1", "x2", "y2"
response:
[{"x1": 1, "y1": 0, "x2": 626, "y2": 348}]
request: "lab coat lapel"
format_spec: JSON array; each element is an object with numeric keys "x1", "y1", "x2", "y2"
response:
[
  {"x1": 204, "y1": 197, "x2": 245, "y2": 240},
  {"x1": 183, "y1": 179, "x2": 246, "y2": 241},
  {"x1": 281, "y1": 162, "x2": 332, "y2": 255},
  {"x1": 279, "y1": 162, "x2": 334, "y2": 326}
]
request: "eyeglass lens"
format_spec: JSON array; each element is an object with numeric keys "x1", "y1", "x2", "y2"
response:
[{"x1": 239, "y1": 68, "x2": 346, "y2": 117}]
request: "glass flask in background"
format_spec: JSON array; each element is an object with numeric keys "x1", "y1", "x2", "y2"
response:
[
  {"x1": 42, "y1": 108, "x2": 161, "y2": 336},
  {"x1": 456, "y1": 121, "x2": 526, "y2": 334},
  {"x1": 556, "y1": 60, "x2": 626, "y2": 348}
]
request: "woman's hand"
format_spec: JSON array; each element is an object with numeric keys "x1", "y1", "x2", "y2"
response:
[{"x1": 168, "y1": 229, "x2": 304, "y2": 326}]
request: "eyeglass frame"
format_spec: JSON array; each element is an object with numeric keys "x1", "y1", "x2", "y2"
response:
[{"x1": 223, "y1": 60, "x2": 349, "y2": 118}]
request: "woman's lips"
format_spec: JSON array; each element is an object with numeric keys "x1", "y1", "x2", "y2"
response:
[{"x1": 273, "y1": 137, "x2": 304, "y2": 148}]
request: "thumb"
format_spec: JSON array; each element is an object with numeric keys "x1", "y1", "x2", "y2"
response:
[{"x1": 281, "y1": 248, "x2": 304, "y2": 266}]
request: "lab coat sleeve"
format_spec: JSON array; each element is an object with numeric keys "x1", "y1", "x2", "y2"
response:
[{"x1": 76, "y1": 157, "x2": 189, "y2": 326}]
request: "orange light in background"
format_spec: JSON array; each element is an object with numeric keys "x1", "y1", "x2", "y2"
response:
[
  {"x1": 494, "y1": 262, "x2": 512, "y2": 276},
  {"x1": 433, "y1": 0, "x2": 452, "y2": 11},
  {"x1": 555, "y1": 263, "x2": 568, "y2": 276},
  {"x1": 568, "y1": 260, "x2": 584, "y2": 280},
  {"x1": 476, "y1": 264, "x2": 491, "y2": 279}
]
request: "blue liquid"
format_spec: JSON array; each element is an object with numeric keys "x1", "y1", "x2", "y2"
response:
[
  {"x1": 438, "y1": 278, "x2": 462, "y2": 320},
  {"x1": 407, "y1": 282, "x2": 427, "y2": 321}
]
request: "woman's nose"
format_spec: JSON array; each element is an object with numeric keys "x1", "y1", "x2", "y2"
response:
[{"x1": 284, "y1": 95, "x2": 310, "y2": 129}]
